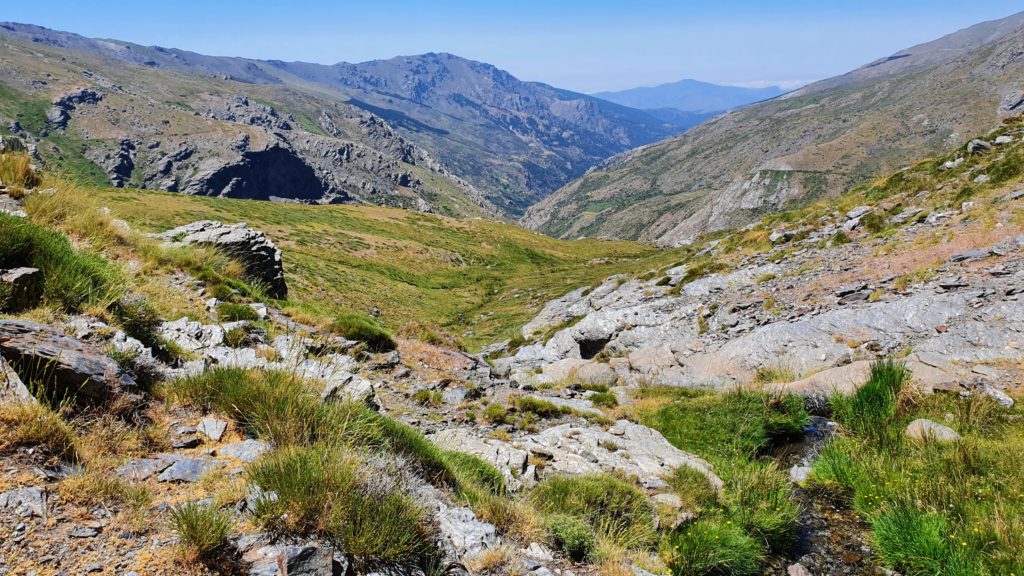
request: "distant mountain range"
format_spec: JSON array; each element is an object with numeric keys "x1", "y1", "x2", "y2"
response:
[
  {"x1": 524, "y1": 11, "x2": 1024, "y2": 244},
  {"x1": 594, "y1": 79, "x2": 786, "y2": 115},
  {"x1": 0, "y1": 23, "x2": 682, "y2": 217}
]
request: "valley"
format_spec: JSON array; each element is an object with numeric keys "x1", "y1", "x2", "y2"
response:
[{"x1": 1, "y1": 7, "x2": 1024, "y2": 576}]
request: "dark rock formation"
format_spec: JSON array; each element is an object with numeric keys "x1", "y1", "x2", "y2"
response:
[
  {"x1": 0, "y1": 267, "x2": 43, "y2": 312},
  {"x1": 154, "y1": 221, "x2": 288, "y2": 298},
  {"x1": 0, "y1": 320, "x2": 138, "y2": 406}
]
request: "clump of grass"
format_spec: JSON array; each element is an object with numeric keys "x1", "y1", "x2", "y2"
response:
[
  {"x1": 830, "y1": 230, "x2": 853, "y2": 245},
  {"x1": 110, "y1": 292, "x2": 161, "y2": 347},
  {"x1": 755, "y1": 273, "x2": 777, "y2": 284},
  {"x1": 529, "y1": 474, "x2": 655, "y2": 549},
  {"x1": 169, "y1": 501, "x2": 235, "y2": 563},
  {"x1": 664, "y1": 518, "x2": 762, "y2": 576},
  {"x1": 411, "y1": 388, "x2": 443, "y2": 407},
  {"x1": 396, "y1": 321, "x2": 460, "y2": 349},
  {"x1": 482, "y1": 403, "x2": 509, "y2": 424},
  {"x1": 440, "y1": 450, "x2": 506, "y2": 500},
  {"x1": 753, "y1": 365, "x2": 795, "y2": 385},
  {"x1": 329, "y1": 312, "x2": 396, "y2": 352},
  {"x1": 861, "y1": 212, "x2": 889, "y2": 234},
  {"x1": 249, "y1": 446, "x2": 434, "y2": 567},
  {"x1": 545, "y1": 514, "x2": 598, "y2": 562},
  {"x1": 0, "y1": 152, "x2": 41, "y2": 188},
  {"x1": 514, "y1": 396, "x2": 569, "y2": 419},
  {"x1": 216, "y1": 302, "x2": 259, "y2": 322},
  {"x1": 0, "y1": 401, "x2": 80, "y2": 461},
  {"x1": 589, "y1": 391, "x2": 619, "y2": 408},
  {"x1": 830, "y1": 359, "x2": 909, "y2": 438},
  {"x1": 0, "y1": 212, "x2": 118, "y2": 311}
]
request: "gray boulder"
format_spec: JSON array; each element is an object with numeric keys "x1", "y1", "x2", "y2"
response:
[
  {"x1": 437, "y1": 506, "x2": 501, "y2": 557},
  {"x1": 905, "y1": 419, "x2": 960, "y2": 442},
  {"x1": 219, "y1": 439, "x2": 271, "y2": 463},
  {"x1": 0, "y1": 486, "x2": 46, "y2": 517},
  {"x1": 154, "y1": 221, "x2": 287, "y2": 298},
  {"x1": 242, "y1": 538, "x2": 348, "y2": 576},
  {"x1": 157, "y1": 457, "x2": 224, "y2": 482},
  {"x1": 0, "y1": 320, "x2": 138, "y2": 406},
  {"x1": 967, "y1": 139, "x2": 993, "y2": 155},
  {"x1": 0, "y1": 267, "x2": 43, "y2": 312},
  {"x1": 197, "y1": 416, "x2": 229, "y2": 441}
]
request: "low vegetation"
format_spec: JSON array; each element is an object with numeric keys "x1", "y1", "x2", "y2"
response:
[
  {"x1": 169, "y1": 501, "x2": 236, "y2": 564},
  {"x1": 811, "y1": 361, "x2": 1024, "y2": 575},
  {"x1": 329, "y1": 312, "x2": 397, "y2": 352}
]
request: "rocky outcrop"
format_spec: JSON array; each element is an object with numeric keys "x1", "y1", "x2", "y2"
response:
[
  {"x1": 154, "y1": 221, "x2": 287, "y2": 298},
  {"x1": 0, "y1": 320, "x2": 138, "y2": 406},
  {"x1": 45, "y1": 88, "x2": 103, "y2": 130}
]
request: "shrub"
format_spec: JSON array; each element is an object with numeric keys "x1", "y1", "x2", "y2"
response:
[
  {"x1": 0, "y1": 212, "x2": 117, "y2": 311},
  {"x1": 545, "y1": 514, "x2": 597, "y2": 562},
  {"x1": 169, "y1": 501, "x2": 235, "y2": 562},
  {"x1": 216, "y1": 302, "x2": 259, "y2": 322},
  {"x1": 329, "y1": 312, "x2": 396, "y2": 352},
  {"x1": 589, "y1": 391, "x2": 618, "y2": 408},
  {"x1": 667, "y1": 519, "x2": 762, "y2": 576},
  {"x1": 529, "y1": 474, "x2": 654, "y2": 547}
]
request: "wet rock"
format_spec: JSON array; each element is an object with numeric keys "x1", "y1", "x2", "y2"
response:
[
  {"x1": 0, "y1": 268, "x2": 43, "y2": 312},
  {"x1": 0, "y1": 320, "x2": 138, "y2": 406},
  {"x1": 154, "y1": 221, "x2": 287, "y2": 298},
  {"x1": 905, "y1": 419, "x2": 960, "y2": 442}
]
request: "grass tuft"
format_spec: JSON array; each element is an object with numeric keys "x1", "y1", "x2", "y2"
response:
[{"x1": 329, "y1": 312, "x2": 397, "y2": 352}]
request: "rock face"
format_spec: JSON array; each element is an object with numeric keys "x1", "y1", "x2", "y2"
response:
[
  {"x1": 0, "y1": 355, "x2": 33, "y2": 405},
  {"x1": 0, "y1": 267, "x2": 43, "y2": 312},
  {"x1": 155, "y1": 221, "x2": 287, "y2": 298},
  {"x1": 0, "y1": 320, "x2": 137, "y2": 406}
]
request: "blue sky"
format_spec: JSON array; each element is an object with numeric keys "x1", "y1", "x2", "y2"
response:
[{"x1": 3, "y1": 1, "x2": 1021, "y2": 92}]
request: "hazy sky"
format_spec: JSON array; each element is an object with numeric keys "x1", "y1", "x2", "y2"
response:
[{"x1": 3, "y1": 1, "x2": 1022, "y2": 92}]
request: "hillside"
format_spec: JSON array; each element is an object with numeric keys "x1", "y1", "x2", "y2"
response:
[
  {"x1": 593, "y1": 78, "x2": 785, "y2": 114},
  {"x1": 523, "y1": 11, "x2": 1024, "y2": 244},
  {"x1": 0, "y1": 23, "x2": 680, "y2": 216}
]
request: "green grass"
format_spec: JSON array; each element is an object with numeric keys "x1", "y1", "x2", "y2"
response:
[
  {"x1": 168, "y1": 501, "x2": 235, "y2": 562},
  {"x1": 810, "y1": 362, "x2": 1024, "y2": 576},
  {"x1": 329, "y1": 312, "x2": 396, "y2": 352},
  {"x1": 635, "y1": 388, "x2": 808, "y2": 573},
  {"x1": 528, "y1": 473, "x2": 656, "y2": 550},
  {"x1": 0, "y1": 212, "x2": 118, "y2": 311},
  {"x1": 216, "y1": 302, "x2": 260, "y2": 322},
  {"x1": 589, "y1": 391, "x2": 619, "y2": 408},
  {"x1": 545, "y1": 513, "x2": 598, "y2": 562},
  {"x1": 93, "y1": 187, "x2": 687, "y2": 350},
  {"x1": 111, "y1": 293, "x2": 162, "y2": 347},
  {"x1": 248, "y1": 445, "x2": 433, "y2": 567}
]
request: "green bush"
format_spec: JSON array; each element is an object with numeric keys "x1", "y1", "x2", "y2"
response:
[
  {"x1": 667, "y1": 519, "x2": 762, "y2": 576},
  {"x1": 0, "y1": 212, "x2": 117, "y2": 311},
  {"x1": 482, "y1": 403, "x2": 509, "y2": 424},
  {"x1": 216, "y1": 302, "x2": 259, "y2": 322},
  {"x1": 529, "y1": 474, "x2": 654, "y2": 547},
  {"x1": 329, "y1": 312, "x2": 396, "y2": 352},
  {"x1": 545, "y1": 514, "x2": 597, "y2": 562},
  {"x1": 168, "y1": 501, "x2": 235, "y2": 561}
]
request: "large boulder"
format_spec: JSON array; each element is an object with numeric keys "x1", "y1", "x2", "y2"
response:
[
  {"x1": 154, "y1": 221, "x2": 287, "y2": 298},
  {"x1": 0, "y1": 320, "x2": 138, "y2": 406},
  {"x1": 0, "y1": 267, "x2": 43, "y2": 312},
  {"x1": 905, "y1": 419, "x2": 960, "y2": 442}
]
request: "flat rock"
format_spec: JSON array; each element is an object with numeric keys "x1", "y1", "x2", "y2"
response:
[
  {"x1": 197, "y1": 416, "x2": 228, "y2": 441},
  {"x1": 116, "y1": 458, "x2": 174, "y2": 481},
  {"x1": 437, "y1": 506, "x2": 500, "y2": 557},
  {"x1": 905, "y1": 419, "x2": 960, "y2": 442},
  {"x1": 219, "y1": 439, "x2": 271, "y2": 463},
  {"x1": 156, "y1": 458, "x2": 224, "y2": 482}
]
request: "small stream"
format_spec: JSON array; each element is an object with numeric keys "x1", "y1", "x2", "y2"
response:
[{"x1": 763, "y1": 417, "x2": 883, "y2": 576}]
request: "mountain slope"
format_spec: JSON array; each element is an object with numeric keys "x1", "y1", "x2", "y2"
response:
[
  {"x1": 524, "y1": 11, "x2": 1024, "y2": 244},
  {"x1": 0, "y1": 24, "x2": 680, "y2": 216},
  {"x1": 593, "y1": 79, "x2": 785, "y2": 114}
]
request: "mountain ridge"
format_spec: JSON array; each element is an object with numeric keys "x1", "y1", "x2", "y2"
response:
[{"x1": 593, "y1": 78, "x2": 786, "y2": 114}]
